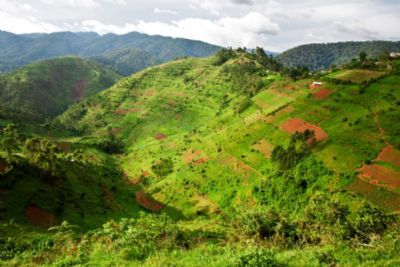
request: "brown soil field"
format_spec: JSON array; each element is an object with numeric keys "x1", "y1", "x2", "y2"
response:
[
  {"x1": 155, "y1": 133, "x2": 167, "y2": 140},
  {"x1": 280, "y1": 118, "x2": 328, "y2": 142},
  {"x1": 359, "y1": 164, "x2": 400, "y2": 191},
  {"x1": 26, "y1": 205, "x2": 57, "y2": 228},
  {"x1": 347, "y1": 178, "x2": 400, "y2": 211},
  {"x1": 376, "y1": 145, "x2": 400, "y2": 167},
  {"x1": 252, "y1": 139, "x2": 274, "y2": 158},
  {"x1": 72, "y1": 80, "x2": 88, "y2": 101},
  {"x1": 314, "y1": 89, "x2": 334, "y2": 100},
  {"x1": 135, "y1": 191, "x2": 164, "y2": 212},
  {"x1": 217, "y1": 155, "x2": 256, "y2": 178},
  {"x1": 183, "y1": 150, "x2": 208, "y2": 165},
  {"x1": 114, "y1": 108, "x2": 141, "y2": 115}
]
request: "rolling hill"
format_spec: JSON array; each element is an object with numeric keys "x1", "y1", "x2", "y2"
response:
[
  {"x1": 0, "y1": 57, "x2": 121, "y2": 122},
  {"x1": 1, "y1": 50, "x2": 400, "y2": 266},
  {"x1": 277, "y1": 40, "x2": 400, "y2": 70},
  {"x1": 0, "y1": 31, "x2": 221, "y2": 75}
]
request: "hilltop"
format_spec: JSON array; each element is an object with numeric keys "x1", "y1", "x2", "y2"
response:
[
  {"x1": 1, "y1": 48, "x2": 400, "y2": 266},
  {"x1": 277, "y1": 40, "x2": 400, "y2": 70},
  {"x1": 0, "y1": 57, "x2": 121, "y2": 122},
  {"x1": 0, "y1": 31, "x2": 221, "y2": 75}
]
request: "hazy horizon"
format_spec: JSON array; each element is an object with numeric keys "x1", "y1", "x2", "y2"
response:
[{"x1": 0, "y1": 0, "x2": 399, "y2": 52}]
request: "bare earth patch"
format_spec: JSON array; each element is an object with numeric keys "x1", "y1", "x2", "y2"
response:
[
  {"x1": 376, "y1": 145, "x2": 400, "y2": 167},
  {"x1": 135, "y1": 191, "x2": 164, "y2": 212},
  {"x1": 26, "y1": 205, "x2": 57, "y2": 228},
  {"x1": 347, "y1": 178, "x2": 400, "y2": 211},
  {"x1": 183, "y1": 150, "x2": 208, "y2": 165},
  {"x1": 155, "y1": 133, "x2": 167, "y2": 140},
  {"x1": 102, "y1": 188, "x2": 123, "y2": 211},
  {"x1": 56, "y1": 141, "x2": 71, "y2": 153},
  {"x1": 314, "y1": 89, "x2": 334, "y2": 100},
  {"x1": 358, "y1": 164, "x2": 400, "y2": 191},
  {"x1": 280, "y1": 118, "x2": 328, "y2": 142},
  {"x1": 252, "y1": 139, "x2": 274, "y2": 158}
]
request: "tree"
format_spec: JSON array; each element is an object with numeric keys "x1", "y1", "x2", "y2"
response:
[
  {"x1": 359, "y1": 51, "x2": 367, "y2": 62},
  {"x1": 24, "y1": 138, "x2": 61, "y2": 176},
  {"x1": 214, "y1": 48, "x2": 235, "y2": 65},
  {"x1": 1, "y1": 123, "x2": 21, "y2": 155}
]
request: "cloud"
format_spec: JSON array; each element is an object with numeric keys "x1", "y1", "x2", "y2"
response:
[
  {"x1": 0, "y1": 11, "x2": 60, "y2": 33},
  {"x1": 154, "y1": 8, "x2": 178, "y2": 15},
  {"x1": 41, "y1": 0, "x2": 126, "y2": 8},
  {"x1": 73, "y1": 12, "x2": 280, "y2": 47}
]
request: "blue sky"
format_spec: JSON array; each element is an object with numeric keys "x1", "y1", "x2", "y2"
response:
[{"x1": 0, "y1": 0, "x2": 399, "y2": 51}]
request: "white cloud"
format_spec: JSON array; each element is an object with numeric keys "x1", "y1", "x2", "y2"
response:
[
  {"x1": 0, "y1": 10, "x2": 60, "y2": 33},
  {"x1": 41, "y1": 0, "x2": 126, "y2": 9},
  {"x1": 73, "y1": 12, "x2": 280, "y2": 47},
  {"x1": 154, "y1": 8, "x2": 178, "y2": 15}
]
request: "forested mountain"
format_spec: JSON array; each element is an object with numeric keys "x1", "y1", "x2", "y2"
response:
[
  {"x1": 0, "y1": 57, "x2": 121, "y2": 122},
  {"x1": 277, "y1": 41, "x2": 400, "y2": 70},
  {"x1": 0, "y1": 30, "x2": 221, "y2": 75}
]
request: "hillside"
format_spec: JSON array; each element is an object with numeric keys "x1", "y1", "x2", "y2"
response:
[
  {"x1": 0, "y1": 57, "x2": 121, "y2": 122},
  {"x1": 0, "y1": 31, "x2": 221, "y2": 75},
  {"x1": 277, "y1": 41, "x2": 400, "y2": 70},
  {"x1": 1, "y1": 51, "x2": 400, "y2": 265}
]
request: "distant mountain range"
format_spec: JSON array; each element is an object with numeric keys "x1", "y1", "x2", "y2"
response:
[
  {"x1": 0, "y1": 57, "x2": 121, "y2": 122},
  {"x1": 277, "y1": 41, "x2": 400, "y2": 70},
  {"x1": 0, "y1": 31, "x2": 221, "y2": 75}
]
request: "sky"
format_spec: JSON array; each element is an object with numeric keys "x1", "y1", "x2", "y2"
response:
[{"x1": 0, "y1": 0, "x2": 399, "y2": 52}]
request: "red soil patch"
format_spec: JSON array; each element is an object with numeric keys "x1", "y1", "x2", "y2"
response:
[
  {"x1": 192, "y1": 157, "x2": 209, "y2": 166},
  {"x1": 26, "y1": 205, "x2": 57, "y2": 228},
  {"x1": 377, "y1": 145, "x2": 400, "y2": 167},
  {"x1": 135, "y1": 191, "x2": 164, "y2": 212},
  {"x1": 155, "y1": 133, "x2": 167, "y2": 140},
  {"x1": 358, "y1": 164, "x2": 400, "y2": 191},
  {"x1": 72, "y1": 80, "x2": 88, "y2": 101},
  {"x1": 0, "y1": 187, "x2": 6, "y2": 194},
  {"x1": 314, "y1": 89, "x2": 334, "y2": 100},
  {"x1": 280, "y1": 118, "x2": 328, "y2": 142},
  {"x1": 145, "y1": 88, "x2": 157, "y2": 97}
]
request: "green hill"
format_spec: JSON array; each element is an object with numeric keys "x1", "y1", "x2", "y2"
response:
[
  {"x1": 277, "y1": 41, "x2": 400, "y2": 70},
  {"x1": 0, "y1": 57, "x2": 121, "y2": 122},
  {"x1": 1, "y1": 51, "x2": 400, "y2": 266},
  {"x1": 0, "y1": 31, "x2": 221, "y2": 75}
]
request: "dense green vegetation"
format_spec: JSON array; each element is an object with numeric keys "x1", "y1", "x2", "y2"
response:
[
  {"x1": 277, "y1": 41, "x2": 400, "y2": 70},
  {"x1": 0, "y1": 57, "x2": 121, "y2": 122},
  {"x1": 0, "y1": 30, "x2": 220, "y2": 75},
  {"x1": 1, "y1": 48, "x2": 400, "y2": 266}
]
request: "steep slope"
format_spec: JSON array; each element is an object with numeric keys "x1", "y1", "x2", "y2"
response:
[
  {"x1": 277, "y1": 41, "x2": 400, "y2": 70},
  {"x1": 0, "y1": 31, "x2": 221, "y2": 75},
  {"x1": 0, "y1": 57, "x2": 121, "y2": 122},
  {"x1": 57, "y1": 54, "x2": 400, "y2": 215},
  {"x1": 1, "y1": 52, "x2": 400, "y2": 266}
]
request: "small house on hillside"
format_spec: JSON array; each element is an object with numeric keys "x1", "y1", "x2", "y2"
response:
[
  {"x1": 390, "y1": 52, "x2": 400, "y2": 58},
  {"x1": 310, "y1": 81, "x2": 323, "y2": 88}
]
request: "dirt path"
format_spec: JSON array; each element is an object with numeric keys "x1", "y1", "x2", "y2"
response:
[{"x1": 373, "y1": 110, "x2": 389, "y2": 145}]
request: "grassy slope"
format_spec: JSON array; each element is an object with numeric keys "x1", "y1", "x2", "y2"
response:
[
  {"x1": 1, "y1": 54, "x2": 400, "y2": 266},
  {"x1": 57, "y1": 55, "x2": 400, "y2": 215},
  {"x1": 0, "y1": 57, "x2": 121, "y2": 122}
]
